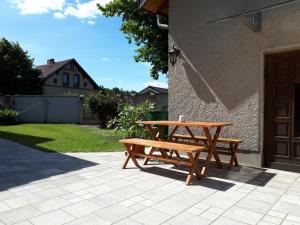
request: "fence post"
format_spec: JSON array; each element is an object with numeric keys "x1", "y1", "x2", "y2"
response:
[
  {"x1": 79, "y1": 95, "x2": 85, "y2": 124},
  {"x1": 44, "y1": 96, "x2": 47, "y2": 123}
]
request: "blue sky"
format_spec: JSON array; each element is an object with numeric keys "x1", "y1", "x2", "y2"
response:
[{"x1": 0, "y1": 0, "x2": 168, "y2": 91}]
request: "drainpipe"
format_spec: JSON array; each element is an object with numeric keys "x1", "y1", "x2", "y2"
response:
[{"x1": 157, "y1": 15, "x2": 168, "y2": 30}]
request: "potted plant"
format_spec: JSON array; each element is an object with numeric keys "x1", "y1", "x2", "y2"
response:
[{"x1": 108, "y1": 100, "x2": 154, "y2": 154}]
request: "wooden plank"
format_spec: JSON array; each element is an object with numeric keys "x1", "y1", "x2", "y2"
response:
[
  {"x1": 135, "y1": 153, "x2": 192, "y2": 167},
  {"x1": 172, "y1": 134, "x2": 242, "y2": 144},
  {"x1": 137, "y1": 121, "x2": 233, "y2": 128},
  {"x1": 119, "y1": 139, "x2": 207, "y2": 153}
]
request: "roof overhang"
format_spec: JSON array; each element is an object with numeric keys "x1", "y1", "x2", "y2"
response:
[{"x1": 138, "y1": 0, "x2": 168, "y2": 16}]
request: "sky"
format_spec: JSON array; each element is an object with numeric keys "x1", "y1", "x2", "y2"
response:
[{"x1": 0, "y1": 0, "x2": 168, "y2": 92}]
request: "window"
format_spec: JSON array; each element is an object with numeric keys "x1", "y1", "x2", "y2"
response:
[
  {"x1": 53, "y1": 78, "x2": 57, "y2": 84},
  {"x1": 73, "y1": 74, "x2": 80, "y2": 88},
  {"x1": 63, "y1": 73, "x2": 69, "y2": 86},
  {"x1": 84, "y1": 82, "x2": 87, "y2": 87}
]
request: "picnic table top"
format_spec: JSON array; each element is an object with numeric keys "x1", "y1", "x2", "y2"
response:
[{"x1": 137, "y1": 120, "x2": 233, "y2": 128}]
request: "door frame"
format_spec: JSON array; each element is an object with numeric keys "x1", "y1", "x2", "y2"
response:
[{"x1": 263, "y1": 47, "x2": 300, "y2": 171}]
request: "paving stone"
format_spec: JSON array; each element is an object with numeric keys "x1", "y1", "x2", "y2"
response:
[
  {"x1": 185, "y1": 206, "x2": 206, "y2": 216},
  {"x1": 130, "y1": 207, "x2": 173, "y2": 225},
  {"x1": 257, "y1": 221, "x2": 275, "y2": 225},
  {"x1": 211, "y1": 216, "x2": 248, "y2": 225},
  {"x1": 0, "y1": 202, "x2": 11, "y2": 213},
  {"x1": 272, "y1": 201, "x2": 300, "y2": 217},
  {"x1": 262, "y1": 215, "x2": 282, "y2": 224},
  {"x1": 223, "y1": 206, "x2": 264, "y2": 224},
  {"x1": 4, "y1": 194, "x2": 40, "y2": 209},
  {"x1": 165, "y1": 212, "x2": 210, "y2": 225},
  {"x1": 30, "y1": 209, "x2": 74, "y2": 225},
  {"x1": 282, "y1": 220, "x2": 300, "y2": 225},
  {"x1": 0, "y1": 205, "x2": 42, "y2": 225},
  {"x1": 200, "y1": 211, "x2": 219, "y2": 221},
  {"x1": 286, "y1": 215, "x2": 300, "y2": 223},
  {"x1": 119, "y1": 199, "x2": 136, "y2": 207},
  {"x1": 62, "y1": 182, "x2": 90, "y2": 192},
  {"x1": 237, "y1": 198, "x2": 272, "y2": 213},
  {"x1": 63, "y1": 201, "x2": 101, "y2": 218},
  {"x1": 267, "y1": 210, "x2": 286, "y2": 219},
  {"x1": 202, "y1": 195, "x2": 237, "y2": 210},
  {"x1": 13, "y1": 221, "x2": 33, "y2": 225},
  {"x1": 114, "y1": 218, "x2": 143, "y2": 225},
  {"x1": 69, "y1": 196, "x2": 85, "y2": 203},
  {"x1": 32, "y1": 197, "x2": 71, "y2": 213},
  {"x1": 95, "y1": 204, "x2": 136, "y2": 223},
  {"x1": 89, "y1": 193, "x2": 123, "y2": 208},
  {"x1": 151, "y1": 199, "x2": 190, "y2": 215},
  {"x1": 64, "y1": 213, "x2": 111, "y2": 225},
  {"x1": 129, "y1": 203, "x2": 147, "y2": 212}
]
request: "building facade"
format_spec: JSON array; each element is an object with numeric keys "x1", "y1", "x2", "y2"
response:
[
  {"x1": 37, "y1": 59, "x2": 98, "y2": 96},
  {"x1": 141, "y1": 0, "x2": 300, "y2": 171}
]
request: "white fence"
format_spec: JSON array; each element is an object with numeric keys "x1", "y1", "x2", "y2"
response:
[{"x1": 7, "y1": 95, "x2": 81, "y2": 123}]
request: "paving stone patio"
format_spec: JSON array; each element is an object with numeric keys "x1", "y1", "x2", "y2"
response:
[{"x1": 0, "y1": 138, "x2": 300, "y2": 225}]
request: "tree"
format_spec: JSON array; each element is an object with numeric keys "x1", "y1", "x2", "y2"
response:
[
  {"x1": 98, "y1": 0, "x2": 168, "y2": 79},
  {"x1": 0, "y1": 38, "x2": 41, "y2": 95}
]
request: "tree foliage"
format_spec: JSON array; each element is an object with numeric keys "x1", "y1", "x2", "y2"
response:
[
  {"x1": 98, "y1": 0, "x2": 168, "y2": 79},
  {"x1": 84, "y1": 87, "x2": 135, "y2": 127},
  {"x1": 0, "y1": 38, "x2": 42, "y2": 95}
]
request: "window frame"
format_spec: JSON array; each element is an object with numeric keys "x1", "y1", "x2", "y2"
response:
[
  {"x1": 73, "y1": 74, "x2": 80, "y2": 88},
  {"x1": 63, "y1": 72, "x2": 69, "y2": 87}
]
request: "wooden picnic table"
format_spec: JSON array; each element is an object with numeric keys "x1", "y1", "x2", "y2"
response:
[{"x1": 137, "y1": 120, "x2": 233, "y2": 176}]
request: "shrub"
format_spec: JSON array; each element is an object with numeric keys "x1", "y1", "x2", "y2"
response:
[
  {"x1": 108, "y1": 100, "x2": 154, "y2": 138},
  {"x1": 0, "y1": 108, "x2": 19, "y2": 125},
  {"x1": 84, "y1": 91, "x2": 119, "y2": 127}
]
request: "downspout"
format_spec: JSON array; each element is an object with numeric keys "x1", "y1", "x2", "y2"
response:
[{"x1": 157, "y1": 15, "x2": 168, "y2": 30}]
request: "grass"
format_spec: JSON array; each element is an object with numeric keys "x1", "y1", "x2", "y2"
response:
[{"x1": 0, "y1": 124, "x2": 124, "y2": 153}]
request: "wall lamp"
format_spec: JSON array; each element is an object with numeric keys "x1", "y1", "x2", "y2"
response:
[{"x1": 168, "y1": 45, "x2": 180, "y2": 65}]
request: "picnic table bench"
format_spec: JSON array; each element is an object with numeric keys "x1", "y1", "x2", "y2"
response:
[
  {"x1": 120, "y1": 138, "x2": 207, "y2": 185},
  {"x1": 172, "y1": 134, "x2": 242, "y2": 169}
]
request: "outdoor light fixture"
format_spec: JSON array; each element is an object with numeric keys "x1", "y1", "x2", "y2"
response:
[{"x1": 168, "y1": 45, "x2": 180, "y2": 65}]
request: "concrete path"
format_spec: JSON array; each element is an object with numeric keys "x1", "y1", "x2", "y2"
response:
[{"x1": 0, "y1": 138, "x2": 300, "y2": 225}]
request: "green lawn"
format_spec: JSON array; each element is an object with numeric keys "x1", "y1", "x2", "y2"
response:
[{"x1": 0, "y1": 124, "x2": 124, "y2": 153}]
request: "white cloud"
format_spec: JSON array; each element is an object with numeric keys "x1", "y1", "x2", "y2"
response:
[
  {"x1": 9, "y1": 0, "x2": 112, "y2": 23},
  {"x1": 9, "y1": 0, "x2": 65, "y2": 15},
  {"x1": 54, "y1": 11, "x2": 65, "y2": 19},
  {"x1": 64, "y1": 0, "x2": 111, "y2": 19},
  {"x1": 101, "y1": 57, "x2": 110, "y2": 61},
  {"x1": 118, "y1": 80, "x2": 124, "y2": 84},
  {"x1": 144, "y1": 81, "x2": 168, "y2": 89},
  {"x1": 87, "y1": 20, "x2": 96, "y2": 25}
]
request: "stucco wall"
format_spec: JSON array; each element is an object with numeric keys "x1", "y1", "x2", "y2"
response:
[
  {"x1": 43, "y1": 63, "x2": 95, "y2": 95},
  {"x1": 169, "y1": 0, "x2": 300, "y2": 166}
]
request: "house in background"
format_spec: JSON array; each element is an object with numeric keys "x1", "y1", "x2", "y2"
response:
[
  {"x1": 37, "y1": 58, "x2": 98, "y2": 96},
  {"x1": 140, "y1": 0, "x2": 300, "y2": 172},
  {"x1": 134, "y1": 86, "x2": 168, "y2": 111}
]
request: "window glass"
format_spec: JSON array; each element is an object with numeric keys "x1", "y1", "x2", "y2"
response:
[
  {"x1": 63, "y1": 73, "x2": 69, "y2": 86},
  {"x1": 73, "y1": 74, "x2": 80, "y2": 87}
]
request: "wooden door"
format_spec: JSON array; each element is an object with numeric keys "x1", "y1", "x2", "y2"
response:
[{"x1": 265, "y1": 50, "x2": 300, "y2": 171}]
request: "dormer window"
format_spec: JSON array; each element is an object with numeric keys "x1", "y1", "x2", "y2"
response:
[{"x1": 63, "y1": 73, "x2": 69, "y2": 86}]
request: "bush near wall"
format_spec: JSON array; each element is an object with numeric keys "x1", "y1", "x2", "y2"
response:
[{"x1": 0, "y1": 107, "x2": 19, "y2": 125}]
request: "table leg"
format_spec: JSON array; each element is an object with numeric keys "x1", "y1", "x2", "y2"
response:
[
  {"x1": 186, "y1": 151, "x2": 201, "y2": 185},
  {"x1": 201, "y1": 127, "x2": 222, "y2": 176},
  {"x1": 144, "y1": 147, "x2": 154, "y2": 165},
  {"x1": 228, "y1": 143, "x2": 239, "y2": 169},
  {"x1": 122, "y1": 144, "x2": 141, "y2": 169}
]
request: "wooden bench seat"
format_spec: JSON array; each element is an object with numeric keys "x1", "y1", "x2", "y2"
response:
[
  {"x1": 119, "y1": 138, "x2": 207, "y2": 185},
  {"x1": 172, "y1": 134, "x2": 242, "y2": 169}
]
